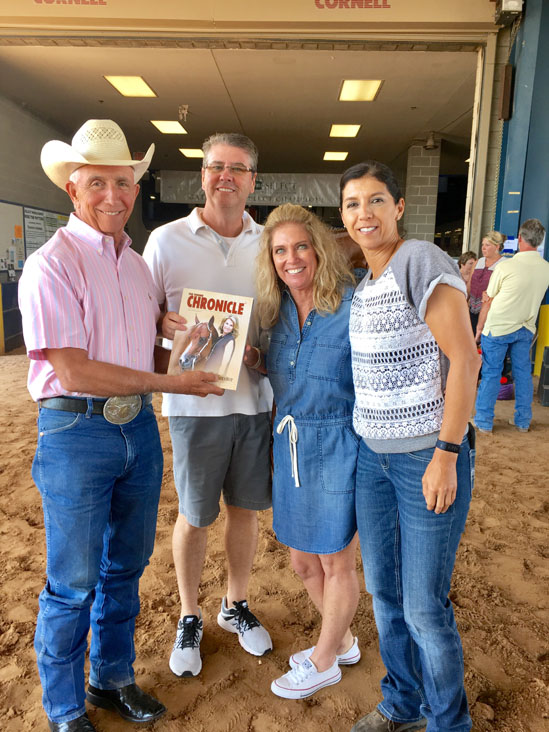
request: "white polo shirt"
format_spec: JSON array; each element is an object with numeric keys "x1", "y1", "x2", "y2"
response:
[{"x1": 143, "y1": 207, "x2": 273, "y2": 417}]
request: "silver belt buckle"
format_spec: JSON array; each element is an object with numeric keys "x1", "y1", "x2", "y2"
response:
[{"x1": 103, "y1": 395, "x2": 142, "y2": 425}]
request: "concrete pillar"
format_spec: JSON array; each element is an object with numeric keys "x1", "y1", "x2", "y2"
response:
[
  {"x1": 463, "y1": 35, "x2": 498, "y2": 254},
  {"x1": 402, "y1": 141, "x2": 441, "y2": 243},
  {"x1": 479, "y1": 28, "x2": 511, "y2": 245}
]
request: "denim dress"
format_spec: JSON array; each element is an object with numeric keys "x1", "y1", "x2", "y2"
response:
[{"x1": 267, "y1": 287, "x2": 358, "y2": 554}]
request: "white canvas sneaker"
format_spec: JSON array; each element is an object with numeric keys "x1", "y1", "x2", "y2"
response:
[
  {"x1": 169, "y1": 613, "x2": 203, "y2": 677},
  {"x1": 271, "y1": 657, "x2": 341, "y2": 699},
  {"x1": 289, "y1": 636, "x2": 361, "y2": 669},
  {"x1": 217, "y1": 598, "x2": 273, "y2": 656}
]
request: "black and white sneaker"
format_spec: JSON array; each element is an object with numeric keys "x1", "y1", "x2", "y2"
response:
[
  {"x1": 169, "y1": 613, "x2": 203, "y2": 677},
  {"x1": 217, "y1": 598, "x2": 272, "y2": 656}
]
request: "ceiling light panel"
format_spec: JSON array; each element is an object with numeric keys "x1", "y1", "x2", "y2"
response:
[
  {"x1": 151, "y1": 120, "x2": 187, "y2": 134},
  {"x1": 339, "y1": 80, "x2": 383, "y2": 102},
  {"x1": 330, "y1": 124, "x2": 361, "y2": 138},
  {"x1": 104, "y1": 75, "x2": 157, "y2": 97},
  {"x1": 180, "y1": 148, "x2": 204, "y2": 158},
  {"x1": 323, "y1": 152, "x2": 349, "y2": 161}
]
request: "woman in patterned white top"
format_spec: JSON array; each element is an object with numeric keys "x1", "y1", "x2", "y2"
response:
[{"x1": 340, "y1": 161, "x2": 480, "y2": 732}]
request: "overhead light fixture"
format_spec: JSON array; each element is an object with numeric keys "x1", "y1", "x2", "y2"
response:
[
  {"x1": 178, "y1": 105, "x2": 189, "y2": 123},
  {"x1": 339, "y1": 80, "x2": 383, "y2": 102},
  {"x1": 330, "y1": 124, "x2": 361, "y2": 138},
  {"x1": 495, "y1": 0, "x2": 523, "y2": 26},
  {"x1": 151, "y1": 121, "x2": 187, "y2": 134},
  {"x1": 323, "y1": 152, "x2": 348, "y2": 161},
  {"x1": 180, "y1": 148, "x2": 204, "y2": 158},
  {"x1": 424, "y1": 131, "x2": 438, "y2": 150},
  {"x1": 104, "y1": 76, "x2": 157, "y2": 97}
]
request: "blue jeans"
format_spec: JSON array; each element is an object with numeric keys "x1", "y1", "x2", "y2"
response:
[
  {"x1": 356, "y1": 435, "x2": 475, "y2": 732},
  {"x1": 475, "y1": 327, "x2": 534, "y2": 430},
  {"x1": 32, "y1": 401, "x2": 163, "y2": 724}
]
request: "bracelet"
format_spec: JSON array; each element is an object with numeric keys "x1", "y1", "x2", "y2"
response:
[
  {"x1": 250, "y1": 347, "x2": 262, "y2": 370},
  {"x1": 435, "y1": 439, "x2": 461, "y2": 454}
]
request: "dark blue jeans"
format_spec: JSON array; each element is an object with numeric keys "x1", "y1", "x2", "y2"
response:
[
  {"x1": 32, "y1": 401, "x2": 163, "y2": 724},
  {"x1": 356, "y1": 435, "x2": 475, "y2": 732}
]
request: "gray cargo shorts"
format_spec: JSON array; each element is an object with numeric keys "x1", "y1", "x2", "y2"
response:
[{"x1": 169, "y1": 412, "x2": 272, "y2": 527}]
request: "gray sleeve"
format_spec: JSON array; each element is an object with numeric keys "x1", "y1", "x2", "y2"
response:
[{"x1": 391, "y1": 240, "x2": 467, "y2": 321}]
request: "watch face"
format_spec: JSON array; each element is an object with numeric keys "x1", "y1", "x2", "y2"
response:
[{"x1": 103, "y1": 395, "x2": 142, "y2": 424}]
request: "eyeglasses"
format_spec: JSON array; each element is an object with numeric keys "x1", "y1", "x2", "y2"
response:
[{"x1": 203, "y1": 163, "x2": 255, "y2": 176}]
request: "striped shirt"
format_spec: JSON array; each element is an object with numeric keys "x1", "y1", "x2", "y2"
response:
[{"x1": 18, "y1": 214, "x2": 160, "y2": 401}]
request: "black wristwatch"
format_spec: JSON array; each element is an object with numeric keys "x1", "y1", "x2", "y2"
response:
[{"x1": 435, "y1": 439, "x2": 461, "y2": 454}]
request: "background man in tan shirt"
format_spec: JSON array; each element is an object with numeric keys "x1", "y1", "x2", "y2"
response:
[{"x1": 474, "y1": 218, "x2": 549, "y2": 433}]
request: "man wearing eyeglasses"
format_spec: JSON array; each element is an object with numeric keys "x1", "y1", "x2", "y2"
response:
[{"x1": 143, "y1": 133, "x2": 273, "y2": 679}]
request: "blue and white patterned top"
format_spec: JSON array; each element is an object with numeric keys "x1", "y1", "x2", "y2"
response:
[{"x1": 349, "y1": 239, "x2": 466, "y2": 453}]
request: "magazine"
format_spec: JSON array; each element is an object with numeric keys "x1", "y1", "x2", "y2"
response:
[{"x1": 167, "y1": 288, "x2": 254, "y2": 390}]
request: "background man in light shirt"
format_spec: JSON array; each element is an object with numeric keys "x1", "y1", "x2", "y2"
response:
[
  {"x1": 474, "y1": 218, "x2": 549, "y2": 433},
  {"x1": 143, "y1": 133, "x2": 273, "y2": 680},
  {"x1": 18, "y1": 119, "x2": 223, "y2": 732}
]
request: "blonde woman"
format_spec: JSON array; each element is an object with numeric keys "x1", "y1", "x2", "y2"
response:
[
  {"x1": 469, "y1": 231, "x2": 506, "y2": 331},
  {"x1": 249, "y1": 204, "x2": 361, "y2": 699}
]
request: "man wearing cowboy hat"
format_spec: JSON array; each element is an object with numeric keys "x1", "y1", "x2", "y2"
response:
[{"x1": 18, "y1": 119, "x2": 223, "y2": 732}]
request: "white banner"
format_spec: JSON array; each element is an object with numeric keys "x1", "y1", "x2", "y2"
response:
[{"x1": 160, "y1": 170, "x2": 341, "y2": 207}]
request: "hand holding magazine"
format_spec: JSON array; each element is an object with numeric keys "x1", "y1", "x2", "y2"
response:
[{"x1": 167, "y1": 288, "x2": 254, "y2": 390}]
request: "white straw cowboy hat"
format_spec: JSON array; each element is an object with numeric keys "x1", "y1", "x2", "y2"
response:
[{"x1": 40, "y1": 119, "x2": 155, "y2": 190}]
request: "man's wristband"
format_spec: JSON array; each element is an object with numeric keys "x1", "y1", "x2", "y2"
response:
[{"x1": 435, "y1": 439, "x2": 461, "y2": 454}]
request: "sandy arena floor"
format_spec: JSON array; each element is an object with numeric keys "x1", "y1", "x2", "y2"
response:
[{"x1": 1, "y1": 351, "x2": 548, "y2": 731}]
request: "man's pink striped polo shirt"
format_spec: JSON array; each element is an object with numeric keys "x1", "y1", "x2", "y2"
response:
[{"x1": 18, "y1": 214, "x2": 160, "y2": 401}]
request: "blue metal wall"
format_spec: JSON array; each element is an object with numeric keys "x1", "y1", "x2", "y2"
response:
[{"x1": 497, "y1": 0, "x2": 549, "y2": 269}]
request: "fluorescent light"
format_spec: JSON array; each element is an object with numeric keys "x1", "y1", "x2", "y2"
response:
[
  {"x1": 339, "y1": 80, "x2": 383, "y2": 102},
  {"x1": 104, "y1": 76, "x2": 157, "y2": 97},
  {"x1": 179, "y1": 148, "x2": 204, "y2": 158},
  {"x1": 330, "y1": 124, "x2": 361, "y2": 137},
  {"x1": 151, "y1": 121, "x2": 187, "y2": 134},
  {"x1": 323, "y1": 152, "x2": 348, "y2": 161}
]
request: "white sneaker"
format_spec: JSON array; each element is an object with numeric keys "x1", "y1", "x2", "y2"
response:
[
  {"x1": 217, "y1": 598, "x2": 273, "y2": 656},
  {"x1": 271, "y1": 657, "x2": 341, "y2": 699},
  {"x1": 169, "y1": 613, "x2": 203, "y2": 677},
  {"x1": 289, "y1": 636, "x2": 361, "y2": 669}
]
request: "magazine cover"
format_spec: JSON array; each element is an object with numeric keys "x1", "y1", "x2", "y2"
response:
[{"x1": 167, "y1": 288, "x2": 254, "y2": 390}]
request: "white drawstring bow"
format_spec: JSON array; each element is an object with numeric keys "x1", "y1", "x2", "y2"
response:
[{"x1": 276, "y1": 415, "x2": 300, "y2": 488}]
